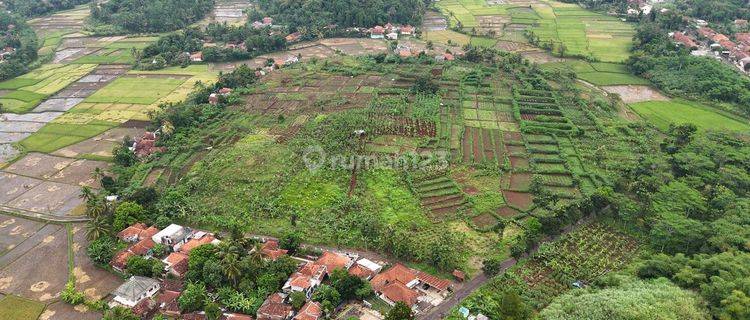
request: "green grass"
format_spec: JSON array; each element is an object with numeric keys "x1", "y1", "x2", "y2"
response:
[
  {"x1": 19, "y1": 122, "x2": 117, "y2": 153},
  {"x1": 630, "y1": 99, "x2": 750, "y2": 132},
  {"x1": 542, "y1": 61, "x2": 649, "y2": 86},
  {"x1": 0, "y1": 98, "x2": 38, "y2": 113},
  {"x1": 85, "y1": 76, "x2": 187, "y2": 104},
  {"x1": 577, "y1": 72, "x2": 650, "y2": 86},
  {"x1": 364, "y1": 169, "x2": 429, "y2": 226},
  {"x1": 72, "y1": 48, "x2": 135, "y2": 64},
  {"x1": 0, "y1": 295, "x2": 45, "y2": 320},
  {"x1": 436, "y1": 0, "x2": 635, "y2": 62},
  {"x1": 0, "y1": 78, "x2": 41, "y2": 89}
]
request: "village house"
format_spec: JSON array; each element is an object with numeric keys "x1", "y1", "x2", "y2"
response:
[
  {"x1": 257, "y1": 293, "x2": 293, "y2": 320},
  {"x1": 112, "y1": 276, "x2": 160, "y2": 308},
  {"x1": 736, "y1": 19, "x2": 748, "y2": 28},
  {"x1": 293, "y1": 301, "x2": 322, "y2": 320},
  {"x1": 400, "y1": 25, "x2": 414, "y2": 36},
  {"x1": 209, "y1": 93, "x2": 220, "y2": 105},
  {"x1": 131, "y1": 131, "x2": 165, "y2": 158},
  {"x1": 157, "y1": 279, "x2": 183, "y2": 317},
  {"x1": 370, "y1": 26, "x2": 385, "y2": 39},
  {"x1": 263, "y1": 17, "x2": 273, "y2": 25},
  {"x1": 111, "y1": 250, "x2": 135, "y2": 272},
  {"x1": 162, "y1": 252, "x2": 189, "y2": 278},
  {"x1": 117, "y1": 223, "x2": 159, "y2": 243},
  {"x1": 179, "y1": 231, "x2": 220, "y2": 254},
  {"x1": 314, "y1": 251, "x2": 355, "y2": 276},
  {"x1": 152, "y1": 224, "x2": 191, "y2": 250},
  {"x1": 285, "y1": 32, "x2": 302, "y2": 43},
  {"x1": 261, "y1": 239, "x2": 288, "y2": 261},
  {"x1": 672, "y1": 31, "x2": 698, "y2": 50},
  {"x1": 348, "y1": 258, "x2": 382, "y2": 280},
  {"x1": 282, "y1": 262, "x2": 326, "y2": 298},
  {"x1": 370, "y1": 264, "x2": 452, "y2": 312},
  {"x1": 386, "y1": 32, "x2": 398, "y2": 40},
  {"x1": 219, "y1": 87, "x2": 233, "y2": 95},
  {"x1": 190, "y1": 52, "x2": 203, "y2": 62}
]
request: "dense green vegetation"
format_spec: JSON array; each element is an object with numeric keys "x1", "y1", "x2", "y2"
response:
[
  {"x1": 88, "y1": 0, "x2": 214, "y2": 33},
  {"x1": 0, "y1": 12, "x2": 39, "y2": 81},
  {"x1": 4, "y1": 0, "x2": 89, "y2": 18},
  {"x1": 540, "y1": 276, "x2": 709, "y2": 320},
  {"x1": 254, "y1": 0, "x2": 425, "y2": 32},
  {"x1": 136, "y1": 25, "x2": 285, "y2": 69}
]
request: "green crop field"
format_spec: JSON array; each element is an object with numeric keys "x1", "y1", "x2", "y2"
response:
[
  {"x1": 0, "y1": 63, "x2": 96, "y2": 112},
  {"x1": 85, "y1": 76, "x2": 187, "y2": 104},
  {"x1": 0, "y1": 295, "x2": 45, "y2": 320},
  {"x1": 541, "y1": 61, "x2": 650, "y2": 86},
  {"x1": 629, "y1": 99, "x2": 750, "y2": 132},
  {"x1": 435, "y1": 0, "x2": 635, "y2": 62}
]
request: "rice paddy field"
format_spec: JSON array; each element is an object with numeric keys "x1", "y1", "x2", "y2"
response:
[
  {"x1": 629, "y1": 99, "x2": 750, "y2": 132},
  {"x1": 435, "y1": 0, "x2": 635, "y2": 62},
  {"x1": 0, "y1": 64, "x2": 97, "y2": 113},
  {"x1": 541, "y1": 61, "x2": 650, "y2": 86}
]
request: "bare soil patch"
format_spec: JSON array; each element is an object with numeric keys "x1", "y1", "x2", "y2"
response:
[
  {"x1": 0, "y1": 225, "x2": 68, "y2": 302},
  {"x1": 602, "y1": 85, "x2": 669, "y2": 104},
  {"x1": 497, "y1": 206, "x2": 521, "y2": 218},
  {"x1": 502, "y1": 190, "x2": 533, "y2": 211}
]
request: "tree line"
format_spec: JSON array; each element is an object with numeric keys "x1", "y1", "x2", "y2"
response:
[
  {"x1": 88, "y1": 0, "x2": 215, "y2": 34},
  {"x1": 0, "y1": 12, "x2": 38, "y2": 82},
  {"x1": 4, "y1": 0, "x2": 89, "y2": 18}
]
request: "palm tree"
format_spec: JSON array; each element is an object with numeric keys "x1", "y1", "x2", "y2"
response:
[
  {"x1": 79, "y1": 186, "x2": 96, "y2": 204},
  {"x1": 85, "y1": 197, "x2": 106, "y2": 220},
  {"x1": 222, "y1": 253, "x2": 242, "y2": 288},
  {"x1": 86, "y1": 217, "x2": 109, "y2": 240}
]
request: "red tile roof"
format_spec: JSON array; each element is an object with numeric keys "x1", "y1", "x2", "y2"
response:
[
  {"x1": 348, "y1": 264, "x2": 375, "y2": 279},
  {"x1": 257, "y1": 293, "x2": 292, "y2": 320},
  {"x1": 227, "y1": 313, "x2": 254, "y2": 320},
  {"x1": 130, "y1": 237, "x2": 156, "y2": 256},
  {"x1": 262, "y1": 240, "x2": 288, "y2": 261},
  {"x1": 117, "y1": 223, "x2": 148, "y2": 241},
  {"x1": 166, "y1": 252, "x2": 188, "y2": 266},
  {"x1": 179, "y1": 235, "x2": 216, "y2": 254},
  {"x1": 673, "y1": 32, "x2": 697, "y2": 48},
  {"x1": 381, "y1": 281, "x2": 420, "y2": 307},
  {"x1": 314, "y1": 252, "x2": 351, "y2": 275},
  {"x1": 416, "y1": 271, "x2": 451, "y2": 291},
  {"x1": 370, "y1": 264, "x2": 417, "y2": 292},
  {"x1": 293, "y1": 301, "x2": 322, "y2": 320},
  {"x1": 111, "y1": 250, "x2": 134, "y2": 270},
  {"x1": 298, "y1": 263, "x2": 325, "y2": 277}
]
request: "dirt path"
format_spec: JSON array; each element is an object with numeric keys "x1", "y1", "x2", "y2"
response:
[{"x1": 418, "y1": 213, "x2": 599, "y2": 319}]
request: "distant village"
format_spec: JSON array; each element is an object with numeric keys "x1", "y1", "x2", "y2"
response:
[
  {"x1": 107, "y1": 222, "x2": 465, "y2": 320},
  {"x1": 627, "y1": 0, "x2": 750, "y2": 74}
]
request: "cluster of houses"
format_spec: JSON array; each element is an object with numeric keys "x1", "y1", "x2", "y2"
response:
[
  {"x1": 256, "y1": 240, "x2": 453, "y2": 319},
  {"x1": 130, "y1": 131, "x2": 165, "y2": 158},
  {"x1": 369, "y1": 23, "x2": 415, "y2": 40},
  {"x1": 109, "y1": 222, "x2": 454, "y2": 319},
  {"x1": 671, "y1": 19, "x2": 750, "y2": 72},
  {"x1": 0, "y1": 46, "x2": 16, "y2": 61}
]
